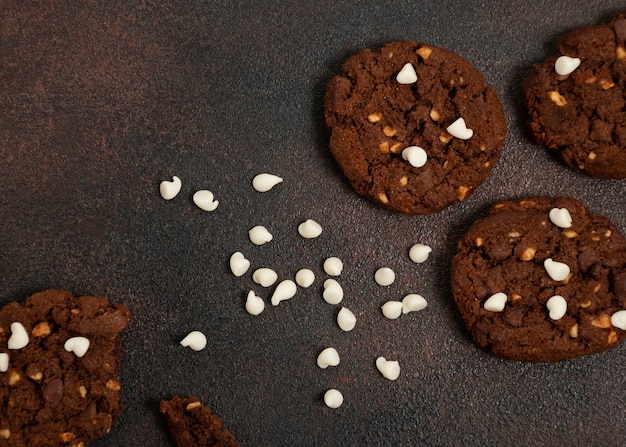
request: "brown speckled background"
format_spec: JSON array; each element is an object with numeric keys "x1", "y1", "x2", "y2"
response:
[{"x1": 1, "y1": 1, "x2": 625, "y2": 446}]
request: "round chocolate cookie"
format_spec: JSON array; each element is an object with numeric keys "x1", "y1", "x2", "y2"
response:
[
  {"x1": 451, "y1": 197, "x2": 626, "y2": 362},
  {"x1": 524, "y1": 12, "x2": 626, "y2": 178},
  {"x1": 0, "y1": 290, "x2": 130, "y2": 446},
  {"x1": 324, "y1": 40, "x2": 506, "y2": 214}
]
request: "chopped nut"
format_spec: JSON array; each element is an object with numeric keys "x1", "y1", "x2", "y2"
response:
[
  {"x1": 600, "y1": 79, "x2": 615, "y2": 90},
  {"x1": 390, "y1": 143, "x2": 402, "y2": 154},
  {"x1": 429, "y1": 109, "x2": 440, "y2": 121},
  {"x1": 59, "y1": 432, "x2": 75, "y2": 443},
  {"x1": 439, "y1": 134, "x2": 453, "y2": 144},
  {"x1": 379, "y1": 141, "x2": 390, "y2": 154},
  {"x1": 484, "y1": 161, "x2": 491, "y2": 168},
  {"x1": 608, "y1": 330, "x2": 618, "y2": 344},
  {"x1": 510, "y1": 294, "x2": 522, "y2": 303},
  {"x1": 588, "y1": 151, "x2": 597, "y2": 160},
  {"x1": 0, "y1": 429, "x2": 9, "y2": 440},
  {"x1": 442, "y1": 160, "x2": 449, "y2": 169},
  {"x1": 8, "y1": 371, "x2": 20, "y2": 386},
  {"x1": 569, "y1": 324, "x2": 579, "y2": 338},
  {"x1": 508, "y1": 231, "x2": 522, "y2": 238},
  {"x1": 383, "y1": 126, "x2": 397, "y2": 137},
  {"x1": 455, "y1": 186, "x2": 470, "y2": 201},
  {"x1": 105, "y1": 379, "x2": 121, "y2": 391},
  {"x1": 591, "y1": 231, "x2": 601, "y2": 241},
  {"x1": 493, "y1": 202, "x2": 508, "y2": 210},
  {"x1": 186, "y1": 401, "x2": 202, "y2": 411},
  {"x1": 479, "y1": 142, "x2": 486, "y2": 151},
  {"x1": 585, "y1": 76, "x2": 597, "y2": 84},
  {"x1": 28, "y1": 371, "x2": 43, "y2": 382},
  {"x1": 367, "y1": 112, "x2": 382, "y2": 123},
  {"x1": 399, "y1": 176, "x2": 408, "y2": 186},
  {"x1": 617, "y1": 46, "x2": 626, "y2": 60},
  {"x1": 416, "y1": 46, "x2": 432, "y2": 60},
  {"x1": 32, "y1": 321, "x2": 51, "y2": 337},
  {"x1": 563, "y1": 230, "x2": 578, "y2": 238},
  {"x1": 548, "y1": 91, "x2": 567, "y2": 106},
  {"x1": 79, "y1": 385, "x2": 88, "y2": 398},
  {"x1": 580, "y1": 300, "x2": 592, "y2": 308},
  {"x1": 474, "y1": 237, "x2": 484, "y2": 247},
  {"x1": 71, "y1": 443, "x2": 85, "y2": 447},
  {"x1": 605, "y1": 229, "x2": 612, "y2": 238},
  {"x1": 378, "y1": 192, "x2": 389, "y2": 204},
  {"x1": 591, "y1": 314, "x2": 612, "y2": 329},
  {"x1": 0, "y1": 327, "x2": 4, "y2": 335},
  {"x1": 593, "y1": 284, "x2": 602, "y2": 294},
  {"x1": 562, "y1": 272, "x2": 573, "y2": 285},
  {"x1": 70, "y1": 308, "x2": 80, "y2": 315},
  {"x1": 520, "y1": 247, "x2": 536, "y2": 261}
]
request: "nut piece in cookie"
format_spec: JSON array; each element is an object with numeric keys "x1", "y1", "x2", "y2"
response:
[{"x1": 451, "y1": 197, "x2": 626, "y2": 362}]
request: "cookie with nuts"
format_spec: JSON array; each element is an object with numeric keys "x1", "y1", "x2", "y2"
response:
[
  {"x1": 160, "y1": 396, "x2": 239, "y2": 447},
  {"x1": 524, "y1": 12, "x2": 626, "y2": 178},
  {"x1": 451, "y1": 197, "x2": 626, "y2": 362},
  {"x1": 324, "y1": 40, "x2": 506, "y2": 214},
  {"x1": 0, "y1": 289, "x2": 130, "y2": 446}
]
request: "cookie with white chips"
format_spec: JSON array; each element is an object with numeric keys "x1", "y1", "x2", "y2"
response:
[
  {"x1": 324, "y1": 40, "x2": 506, "y2": 214},
  {"x1": 451, "y1": 197, "x2": 626, "y2": 362},
  {"x1": 524, "y1": 12, "x2": 626, "y2": 178}
]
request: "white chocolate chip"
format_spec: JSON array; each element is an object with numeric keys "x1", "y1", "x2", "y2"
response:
[
  {"x1": 446, "y1": 117, "x2": 473, "y2": 140},
  {"x1": 323, "y1": 389, "x2": 344, "y2": 408},
  {"x1": 180, "y1": 331, "x2": 207, "y2": 351},
  {"x1": 295, "y1": 269, "x2": 315, "y2": 288},
  {"x1": 483, "y1": 292, "x2": 507, "y2": 312},
  {"x1": 323, "y1": 279, "x2": 344, "y2": 305},
  {"x1": 245, "y1": 291, "x2": 265, "y2": 316},
  {"x1": 298, "y1": 219, "x2": 323, "y2": 239},
  {"x1": 0, "y1": 353, "x2": 8, "y2": 372},
  {"x1": 555, "y1": 55, "x2": 581, "y2": 76},
  {"x1": 64, "y1": 336, "x2": 90, "y2": 358},
  {"x1": 409, "y1": 243, "x2": 432, "y2": 263},
  {"x1": 381, "y1": 301, "x2": 403, "y2": 319},
  {"x1": 249, "y1": 226, "x2": 273, "y2": 245},
  {"x1": 323, "y1": 257, "x2": 343, "y2": 276},
  {"x1": 252, "y1": 268, "x2": 278, "y2": 287},
  {"x1": 375, "y1": 357, "x2": 400, "y2": 381},
  {"x1": 192, "y1": 190, "x2": 219, "y2": 211},
  {"x1": 229, "y1": 252, "x2": 250, "y2": 277},
  {"x1": 271, "y1": 280, "x2": 297, "y2": 306},
  {"x1": 401, "y1": 146, "x2": 427, "y2": 168},
  {"x1": 159, "y1": 176, "x2": 182, "y2": 200},
  {"x1": 544, "y1": 258, "x2": 570, "y2": 281},
  {"x1": 546, "y1": 295, "x2": 568, "y2": 320},
  {"x1": 252, "y1": 173, "x2": 283, "y2": 192},
  {"x1": 549, "y1": 208, "x2": 572, "y2": 229},
  {"x1": 611, "y1": 310, "x2": 626, "y2": 330},
  {"x1": 337, "y1": 307, "x2": 356, "y2": 331},
  {"x1": 8, "y1": 323, "x2": 29, "y2": 350},
  {"x1": 396, "y1": 62, "x2": 417, "y2": 84},
  {"x1": 374, "y1": 267, "x2": 395, "y2": 286},
  {"x1": 317, "y1": 347, "x2": 340, "y2": 369},
  {"x1": 402, "y1": 294, "x2": 428, "y2": 314}
]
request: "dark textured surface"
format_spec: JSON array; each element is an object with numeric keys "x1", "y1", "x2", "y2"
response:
[{"x1": 1, "y1": 1, "x2": 625, "y2": 446}]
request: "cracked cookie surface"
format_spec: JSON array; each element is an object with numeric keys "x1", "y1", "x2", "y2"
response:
[
  {"x1": 451, "y1": 197, "x2": 626, "y2": 362},
  {"x1": 324, "y1": 40, "x2": 506, "y2": 214}
]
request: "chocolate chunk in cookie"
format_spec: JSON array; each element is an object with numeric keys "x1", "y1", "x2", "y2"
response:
[
  {"x1": 0, "y1": 289, "x2": 130, "y2": 446},
  {"x1": 524, "y1": 12, "x2": 626, "y2": 178},
  {"x1": 160, "y1": 396, "x2": 239, "y2": 447},
  {"x1": 324, "y1": 40, "x2": 506, "y2": 214},
  {"x1": 451, "y1": 197, "x2": 626, "y2": 362}
]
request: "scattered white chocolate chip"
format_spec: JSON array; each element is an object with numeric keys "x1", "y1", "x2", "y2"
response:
[
  {"x1": 271, "y1": 280, "x2": 297, "y2": 306},
  {"x1": 396, "y1": 62, "x2": 417, "y2": 84},
  {"x1": 401, "y1": 146, "x2": 427, "y2": 168},
  {"x1": 317, "y1": 347, "x2": 340, "y2": 369},
  {"x1": 249, "y1": 226, "x2": 273, "y2": 245},
  {"x1": 611, "y1": 310, "x2": 626, "y2": 330},
  {"x1": 64, "y1": 337, "x2": 90, "y2": 358},
  {"x1": 337, "y1": 307, "x2": 356, "y2": 331},
  {"x1": 0, "y1": 353, "x2": 8, "y2": 372},
  {"x1": 245, "y1": 291, "x2": 265, "y2": 316},
  {"x1": 323, "y1": 257, "x2": 343, "y2": 276},
  {"x1": 381, "y1": 301, "x2": 403, "y2": 319},
  {"x1": 193, "y1": 190, "x2": 219, "y2": 211},
  {"x1": 549, "y1": 208, "x2": 572, "y2": 228},
  {"x1": 409, "y1": 243, "x2": 432, "y2": 263},
  {"x1": 374, "y1": 267, "x2": 395, "y2": 286},
  {"x1": 159, "y1": 176, "x2": 182, "y2": 200},
  {"x1": 295, "y1": 269, "x2": 315, "y2": 288},
  {"x1": 544, "y1": 258, "x2": 570, "y2": 281},
  {"x1": 546, "y1": 295, "x2": 568, "y2": 320},
  {"x1": 8, "y1": 323, "x2": 29, "y2": 350},
  {"x1": 446, "y1": 117, "x2": 473, "y2": 140},
  {"x1": 554, "y1": 55, "x2": 581, "y2": 76},
  {"x1": 180, "y1": 331, "x2": 207, "y2": 351},
  {"x1": 402, "y1": 294, "x2": 428, "y2": 314},
  {"x1": 252, "y1": 173, "x2": 283, "y2": 192},
  {"x1": 483, "y1": 292, "x2": 507, "y2": 312},
  {"x1": 252, "y1": 268, "x2": 278, "y2": 287},
  {"x1": 323, "y1": 389, "x2": 344, "y2": 408},
  {"x1": 375, "y1": 357, "x2": 400, "y2": 381},
  {"x1": 229, "y1": 252, "x2": 251, "y2": 277},
  {"x1": 298, "y1": 219, "x2": 323, "y2": 239},
  {"x1": 323, "y1": 279, "x2": 344, "y2": 305}
]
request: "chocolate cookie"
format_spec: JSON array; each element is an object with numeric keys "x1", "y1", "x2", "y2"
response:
[
  {"x1": 324, "y1": 40, "x2": 506, "y2": 214},
  {"x1": 0, "y1": 289, "x2": 130, "y2": 447},
  {"x1": 451, "y1": 197, "x2": 626, "y2": 362},
  {"x1": 160, "y1": 396, "x2": 239, "y2": 447},
  {"x1": 524, "y1": 12, "x2": 626, "y2": 178}
]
